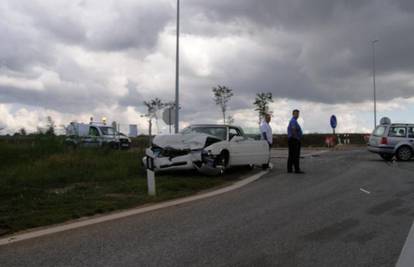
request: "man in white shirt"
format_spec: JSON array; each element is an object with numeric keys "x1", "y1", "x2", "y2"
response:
[
  {"x1": 260, "y1": 113, "x2": 273, "y2": 148},
  {"x1": 260, "y1": 113, "x2": 272, "y2": 169}
]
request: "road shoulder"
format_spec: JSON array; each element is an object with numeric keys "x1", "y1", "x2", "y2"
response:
[{"x1": 0, "y1": 170, "x2": 269, "y2": 246}]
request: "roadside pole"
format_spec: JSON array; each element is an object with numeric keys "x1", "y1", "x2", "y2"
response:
[
  {"x1": 330, "y1": 115, "x2": 337, "y2": 146},
  {"x1": 146, "y1": 156, "x2": 156, "y2": 196}
]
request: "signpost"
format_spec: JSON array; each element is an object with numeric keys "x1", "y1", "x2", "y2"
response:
[
  {"x1": 330, "y1": 115, "x2": 337, "y2": 135},
  {"x1": 162, "y1": 107, "x2": 176, "y2": 134}
]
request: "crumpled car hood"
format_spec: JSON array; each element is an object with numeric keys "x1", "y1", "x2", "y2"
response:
[{"x1": 152, "y1": 133, "x2": 221, "y2": 150}]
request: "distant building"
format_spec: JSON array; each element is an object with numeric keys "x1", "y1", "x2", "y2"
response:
[{"x1": 129, "y1": 124, "x2": 138, "y2": 137}]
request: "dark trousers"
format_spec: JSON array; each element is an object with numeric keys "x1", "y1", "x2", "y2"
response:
[{"x1": 287, "y1": 138, "x2": 301, "y2": 172}]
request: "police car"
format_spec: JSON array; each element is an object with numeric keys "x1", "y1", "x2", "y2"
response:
[{"x1": 65, "y1": 122, "x2": 131, "y2": 149}]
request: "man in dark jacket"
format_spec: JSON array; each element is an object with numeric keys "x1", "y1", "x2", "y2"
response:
[{"x1": 287, "y1": 109, "x2": 304, "y2": 174}]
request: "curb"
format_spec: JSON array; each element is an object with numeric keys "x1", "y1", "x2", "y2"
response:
[
  {"x1": 396, "y1": 220, "x2": 414, "y2": 267},
  {"x1": 0, "y1": 170, "x2": 269, "y2": 246}
]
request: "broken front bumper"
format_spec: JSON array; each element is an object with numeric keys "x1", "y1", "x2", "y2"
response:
[
  {"x1": 143, "y1": 148, "x2": 224, "y2": 175},
  {"x1": 143, "y1": 148, "x2": 201, "y2": 171}
]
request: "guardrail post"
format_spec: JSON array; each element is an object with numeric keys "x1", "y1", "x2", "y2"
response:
[{"x1": 146, "y1": 156, "x2": 156, "y2": 196}]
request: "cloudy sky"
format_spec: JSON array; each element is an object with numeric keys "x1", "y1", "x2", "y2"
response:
[{"x1": 1, "y1": 0, "x2": 414, "y2": 134}]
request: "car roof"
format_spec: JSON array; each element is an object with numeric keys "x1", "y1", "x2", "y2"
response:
[
  {"x1": 389, "y1": 124, "x2": 414, "y2": 126},
  {"x1": 188, "y1": 124, "x2": 241, "y2": 128}
]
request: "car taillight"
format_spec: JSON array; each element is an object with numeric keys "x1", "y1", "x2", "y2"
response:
[{"x1": 380, "y1": 137, "x2": 388, "y2": 145}]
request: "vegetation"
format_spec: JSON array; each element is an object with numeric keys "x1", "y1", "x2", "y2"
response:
[
  {"x1": 212, "y1": 85, "x2": 234, "y2": 124},
  {"x1": 143, "y1": 98, "x2": 165, "y2": 143},
  {"x1": 253, "y1": 92, "x2": 273, "y2": 125},
  {"x1": 0, "y1": 135, "x2": 248, "y2": 236}
]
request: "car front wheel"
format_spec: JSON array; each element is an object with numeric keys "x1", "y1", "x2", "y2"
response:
[
  {"x1": 216, "y1": 151, "x2": 229, "y2": 174},
  {"x1": 396, "y1": 146, "x2": 412, "y2": 161}
]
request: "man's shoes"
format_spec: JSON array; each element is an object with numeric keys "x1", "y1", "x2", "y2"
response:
[
  {"x1": 295, "y1": 170, "x2": 305, "y2": 174},
  {"x1": 287, "y1": 170, "x2": 293, "y2": 173}
]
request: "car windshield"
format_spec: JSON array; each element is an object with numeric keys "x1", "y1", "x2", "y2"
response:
[
  {"x1": 99, "y1": 127, "x2": 116, "y2": 135},
  {"x1": 182, "y1": 126, "x2": 227, "y2": 140}
]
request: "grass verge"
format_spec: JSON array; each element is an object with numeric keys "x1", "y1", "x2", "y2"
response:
[{"x1": 0, "y1": 136, "x2": 253, "y2": 236}]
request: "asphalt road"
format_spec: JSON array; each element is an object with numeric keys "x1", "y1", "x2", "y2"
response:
[{"x1": 1, "y1": 149, "x2": 414, "y2": 267}]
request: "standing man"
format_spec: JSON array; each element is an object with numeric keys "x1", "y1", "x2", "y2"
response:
[
  {"x1": 260, "y1": 114, "x2": 273, "y2": 169},
  {"x1": 287, "y1": 109, "x2": 304, "y2": 174},
  {"x1": 260, "y1": 114, "x2": 273, "y2": 148}
]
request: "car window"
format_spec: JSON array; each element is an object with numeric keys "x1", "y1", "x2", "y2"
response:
[
  {"x1": 388, "y1": 127, "x2": 407, "y2": 138},
  {"x1": 190, "y1": 127, "x2": 227, "y2": 140},
  {"x1": 408, "y1": 127, "x2": 414, "y2": 138},
  {"x1": 99, "y1": 127, "x2": 115, "y2": 135},
  {"x1": 229, "y1": 127, "x2": 242, "y2": 140},
  {"x1": 181, "y1": 127, "x2": 192, "y2": 134},
  {"x1": 89, "y1": 127, "x2": 100, "y2": 136},
  {"x1": 373, "y1": 126, "x2": 386, "y2": 137}
]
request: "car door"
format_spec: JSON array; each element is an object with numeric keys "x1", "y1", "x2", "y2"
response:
[
  {"x1": 83, "y1": 126, "x2": 101, "y2": 147},
  {"x1": 388, "y1": 126, "x2": 407, "y2": 148},
  {"x1": 408, "y1": 126, "x2": 414, "y2": 149},
  {"x1": 228, "y1": 127, "x2": 251, "y2": 165},
  {"x1": 228, "y1": 127, "x2": 269, "y2": 165}
]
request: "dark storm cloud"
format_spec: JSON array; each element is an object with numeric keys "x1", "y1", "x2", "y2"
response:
[
  {"x1": 185, "y1": 0, "x2": 365, "y2": 31},
  {"x1": 179, "y1": 0, "x2": 414, "y2": 105},
  {"x1": 1, "y1": 0, "x2": 414, "y2": 120},
  {"x1": 0, "y1": 0, "x2": 174, "y2": 112},
  {"x1": 7, "y1": 0, "x2": 174, "y2": 52},
  {"x1": 0, "y1": 82, "x2": 115, "y2": 114},
  {"x1": 118, "y1": 80, "x2": 144, "y2": 109}
]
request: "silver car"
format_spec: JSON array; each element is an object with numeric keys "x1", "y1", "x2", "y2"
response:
[{"x1": 368, "y1": 122, "x2": 414, "y2": 161}]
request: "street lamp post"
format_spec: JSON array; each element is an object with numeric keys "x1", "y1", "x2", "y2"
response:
[
  {"x1": 174, "y1": 0, "x2": 180, "y2": 133},
  {"x1": 372, "y1": 39, "x2": 379, "y2": 128}
]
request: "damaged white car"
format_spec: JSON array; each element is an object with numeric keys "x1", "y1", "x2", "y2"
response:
[{"x1": 143, "y1": 124, "x2": 271, "y2": 174}]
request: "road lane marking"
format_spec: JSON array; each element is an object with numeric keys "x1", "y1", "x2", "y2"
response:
[
  {"x1": 0, "y1": 170, "x2": 269, "y2": 246},
  {"x1": 360, "y1": 188, "x2": 371, "y2": 194}
]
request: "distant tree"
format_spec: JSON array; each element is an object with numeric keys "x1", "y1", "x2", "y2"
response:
[
  {"x1": 212, "y1": 85, "x2": 234, "y2": 124},
  {"x1": 36, "y1": 126, "x2": 44, "y2": 135},
  {"x1": 227, "y1": 115, "x2": 235, "y2": 125},
  {"x1": 45, "y1": 116, "x2": 56, "y2": 136},
  {"x1": 19, "y1": 128, "x2": 27, "y2": 136},
  {"x1": 143, "y1": 98, "x2": 164, "y2": 143},
  {"x1": 253, "y1": 92, "x2": 273, "y2": 125}
]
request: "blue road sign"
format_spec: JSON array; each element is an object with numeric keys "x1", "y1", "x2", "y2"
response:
[{"x1": 330, "y1": 115, "x2": 337, "y2": 129}]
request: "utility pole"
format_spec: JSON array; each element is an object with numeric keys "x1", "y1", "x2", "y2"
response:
[
  {"x1": 174, "y1": 0, "x2": 180, "y2": 133},
  {"x1": 372, "y1": 40, "x2": 379, "y2": 128}
]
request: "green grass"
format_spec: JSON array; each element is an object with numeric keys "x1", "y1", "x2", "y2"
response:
[{"x1": 0, "y1": 136, "x2": 248, "y2": 236}]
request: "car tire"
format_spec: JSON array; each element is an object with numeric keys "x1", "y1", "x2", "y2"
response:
[
  {"x1": 380, "y1": 153, "x2": 393, "y2": 161},
  {"x1": 216, "y1": 151, "x2": 229, "y2": 174},
  {"x1": 396, "y1": 146, "x2": 412, "y2": 161}
]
